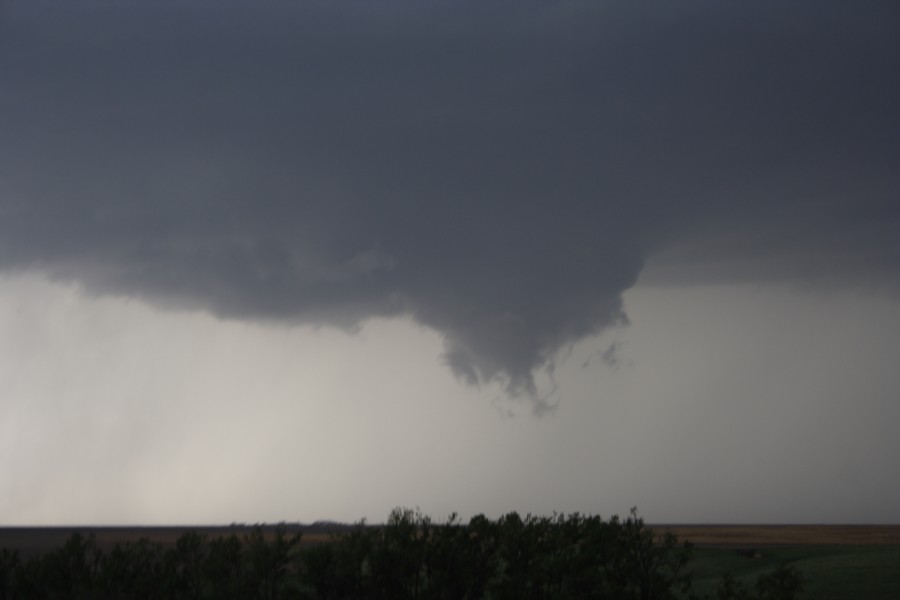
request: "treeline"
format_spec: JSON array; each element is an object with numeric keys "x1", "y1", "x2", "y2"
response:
[{"x1": 0, "y1": 508, "x2": 800, "y2": 600}]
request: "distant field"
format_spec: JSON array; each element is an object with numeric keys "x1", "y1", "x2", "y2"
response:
[
  {"x1": 644, "y1": 526, "x2": 900, "y2": 600},
  {"x1": 685, "y1": 544, "x2": 900, "y2": 600},
  {"x1": 0, "y1": 525, "x2": 332, "y2": 559},
  {"x1": 650, "y1": 524, "x2": 900, "y2": 546},
  {"x1": 2, "y1": 524, "x2": 898, "y2": 599},
  {"x1": 3, "y1": 524, "x2": 899, "y2": 557}
]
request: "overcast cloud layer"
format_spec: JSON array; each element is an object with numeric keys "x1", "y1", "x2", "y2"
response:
[{"x1": 1, "y1": 0, "x2": 898, "y2": 398}]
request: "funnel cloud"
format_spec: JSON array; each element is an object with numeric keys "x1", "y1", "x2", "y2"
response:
[{"x1": 1, "y1": 0, "x2": 898, "y2": 399}]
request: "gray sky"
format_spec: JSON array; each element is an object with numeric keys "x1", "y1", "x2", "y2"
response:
[{"x1": 1, "y1": 0, "x2": 899, "y2": 524}]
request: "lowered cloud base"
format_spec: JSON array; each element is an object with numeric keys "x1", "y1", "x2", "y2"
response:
[{"x1": 1, "y1": 0, "x2": 897, "y2": 401}]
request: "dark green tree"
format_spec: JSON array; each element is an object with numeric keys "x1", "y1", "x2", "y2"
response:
[
  {"x1": 203, "y1": 534, "x2": 247, "y2": 600},
  {"x1": 0, "y1": 548, "x2": 20, "y2": 600},
  {"x1": 163, "y1": 531, "x2": 208, "y2": 599},
  {"x1": 600, "y1": 509, "x2": 693, "y2": 600},
  {"x1": 244, "y1": 525, "x2": 303, "y2": 600},
  {"x1": 421, "y1": 512, "x2": 497, "y2": 600},
  {"x1": 40, "y1": 532, "x2": 103, "y2": 599},
  {"x1": 99, "y1": 537, "x2": 165, "y2": 599},
  {"x1": 491, "y1": 512, "x2": 540, "y2": 599},
  {"x1": 368, "y1": 507, "x2": 428, "y2": 599}
]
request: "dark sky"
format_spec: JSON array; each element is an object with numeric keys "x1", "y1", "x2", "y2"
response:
[
  {"x1": 1, "y1": 1, "x2": 899, "y2": 524},
  {"x1": 3, "y1": 0, "x2": 897, "y2": 395}
]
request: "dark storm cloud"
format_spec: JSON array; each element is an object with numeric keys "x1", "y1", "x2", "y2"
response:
[{"x1": 1, "y1": 0, "x2": 898, "y2": 397}]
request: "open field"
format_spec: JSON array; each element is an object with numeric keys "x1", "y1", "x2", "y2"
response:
[
  {"x1": 644, "y1": 525, "x2": 900, "y2": 599},
  {"x1": 2, "y1": 524, "x2": 899, "y2": 557},
  {"x1": 2, "y1": 524, "x2": 898, "y2": 599},
  {"x1": 650, "y1": 524, "x2": 900, "y2": 546},
  {"x1": 686, "y1": 544, "x2": 900, "y2": 600},
  {"x1": 0, "y1": 525, "x2": 332, "y2": 559}
]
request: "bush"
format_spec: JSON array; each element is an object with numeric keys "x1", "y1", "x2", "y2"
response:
[{"x1": 0, "y1": 510, "x2": 804, "y2": 600}]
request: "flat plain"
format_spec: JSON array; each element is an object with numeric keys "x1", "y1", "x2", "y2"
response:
[
  {"x1": 647, "y1": 525, "x2": 900, "y2": 600},
  {"x1": 2, "y1": 523, "x2": 900, "y2": 555},
  {"x1": 2, "y1": 524, "x2": 898, "y2": 599},
  {"x1": 0, "y1": 525, "x2": 328, "y2": 560},
  {"x1": 650, "y1": 524, "x2": 900, "y2": 546}
]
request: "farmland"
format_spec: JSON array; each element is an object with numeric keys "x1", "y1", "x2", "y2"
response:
[
  {"x1": 1, "y1": 520, "x2": 898, "y2": 599},
  {"x1": 4, "y1": 522, "x2": 898, "y2": 556},
  {"x1": 650, "y1": 525, "x2": 900, "y2": 600}
]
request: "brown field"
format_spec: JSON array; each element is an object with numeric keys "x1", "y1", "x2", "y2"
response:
[
  {"x1": 2, "y1": 524, "x2": 900, "y2": 558},
  {"x1": 650, "y1": 525, "x2": 900, "y2": 546},
  {"x1": 0, "y1": 526, "x2": 333, "y2": 560}
]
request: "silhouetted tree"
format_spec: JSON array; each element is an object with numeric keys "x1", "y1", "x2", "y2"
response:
[
  {"x1": 99, "y1": 537, "x2": 165, "y2": 599},
  {"x1": 368, "y1": 507, "x2": 428, "y2": 599},
  {"x1": 600, "y1": 508, "x2": 693, "y2": 600},
  {"x1": 0, "y1": 548, "x2": 19, "y2": 600},
  {"x1": 163, "y1": 531, "x2": 208, "y2": 599},
  {"x1": 244, "y1": 525, "x2": 303, "y2": 600},
  {"x1": 203, "y1": 534, "x2": 247, "y2": 600},
  {"x1": 0, "y1": 509, "x2": 805, "y2": 600},
  {"x1": 40, "y1": 532, "x2": 102, "y2": 599},
  {"x1": 420, "y1": 512, "x2": 496, "y2": 599}
]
